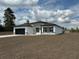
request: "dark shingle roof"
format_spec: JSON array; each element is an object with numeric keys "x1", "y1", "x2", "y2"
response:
[
  {"x1": 15, "y1": 23, "x2": 32, "y2": 27},
  {"x1": 15, "y1": 21, "x2": 64, "y2": 29}
]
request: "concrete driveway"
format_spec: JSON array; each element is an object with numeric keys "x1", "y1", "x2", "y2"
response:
[{"x1": 0, "y1": 35, "x2": 23, "y2": 38}]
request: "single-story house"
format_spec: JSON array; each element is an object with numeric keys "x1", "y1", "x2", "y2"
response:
[{"x1": 13, "y1": 21, "x2": 64, "y2": 35}]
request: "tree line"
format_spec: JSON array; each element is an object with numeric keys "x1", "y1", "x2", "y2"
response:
[
  {"x1": 70, "y1": 27, "x2": 79, "y2": 32},
  {"x1": 65, "y1": 27, "x2": 79, "y2": 33}
]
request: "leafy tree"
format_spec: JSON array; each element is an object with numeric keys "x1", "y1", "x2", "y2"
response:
[{"x1": 4, "y1": 8, "x2": 16, "y2": 31}]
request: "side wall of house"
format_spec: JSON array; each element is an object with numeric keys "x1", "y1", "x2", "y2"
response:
[{"x1": 54, "y1": 26, "x2": 64, "y2": 35}]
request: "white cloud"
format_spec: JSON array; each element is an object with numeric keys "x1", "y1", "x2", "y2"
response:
[
  {"x1": 58, "y1": 17, "x2": 70, "y2": 23},
  {"x1": 24, "y1": 0, "x2": 39, "y2": 6},
  {"x1": 4, "y1": 0, "x2": 22, "y2": 5},
  {"x1": 43, "y1": 0, "x2": 58, "y2": 6},
  {"x1": 37, "y1": 10, "x2": 52, "y2": 18},
  {"x1": 69, "y1": 4, "x2": 79, "y2": 18},
  {"x1": 0, "y1": 6, "x2": 6, "y2": 25},
  {"x1": 0, "y1": 0, "x2": 79, "y2": 29},
  {"x1": 0, "y1": 0, "x2": 39, "y2": 6},
  {"x1": 31, "y1": 8, "x2": 73, "y2": 23},
  {"x1": 0, "y1": 5, "x2": 73, "y2": 25},
  {"x1": 17, "y1": 7, "x2": 74, "y2": 24},
  {"x1": 15, "y1": 16, "x2": 28, "y2": 25},
  {"x1": 55, "y1": 9, "x2": 73, "y2": 23},
  {"x1": 64, "y1": 20, "x2": 79, "y2": 29},
  {"x1": 71, "y1": 20, "x2": 79, "y2": 25}
]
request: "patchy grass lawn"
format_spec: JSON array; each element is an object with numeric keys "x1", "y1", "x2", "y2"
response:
[{"x1": 0, "y1": 33, "x2": 79, "y2": 59}]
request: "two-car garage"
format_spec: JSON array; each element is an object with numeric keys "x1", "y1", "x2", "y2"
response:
[
  {"x1": 15, "y1": 28, "x2": 25, "y2": 34},
  {"x1": 14, "y1": 26, "x2": 33, "y2": 35},
  {"x1": 14, "y1": 27, "x2": 26, "y2": 35},
  {"x1": 14, "y1": 23, "x2": 33, "y2": 35}
]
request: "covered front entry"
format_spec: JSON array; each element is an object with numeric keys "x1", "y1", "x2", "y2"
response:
[
  {"x1": 15, "y1": 28, "x2": 25, "y2": 34},
  {"x1": 35, "y1": 26, "x2": 54, "y2": 35}
]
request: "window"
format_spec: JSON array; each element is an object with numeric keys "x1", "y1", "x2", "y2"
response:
[
  {"x1": 49, "y1": 27, "x2": 53, "y2": 32},
  {"x1": 43, "y1": 27, "x2": 48, "y2": 32},
  {"x1": 36, "y1": 28, "x2": 39, "y2": 32},
  {"x1": 43, "y1": 26, "x2": 53, "y2": 32}
]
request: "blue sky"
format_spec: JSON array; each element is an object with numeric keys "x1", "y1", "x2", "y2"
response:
[
  {"x1": 38, "y1": 0, "x2": 79, "y2": 9},
  {"x1": 0, "y1": 0, "x2": 79, "y2": 29}
]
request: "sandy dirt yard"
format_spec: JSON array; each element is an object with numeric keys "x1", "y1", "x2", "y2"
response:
[
  {"x1": 0, "y1": 33, "x2": 79, "y2": 59},
  {"x1": 0, "y1": 32, "x2": 12, "y2": 35}
]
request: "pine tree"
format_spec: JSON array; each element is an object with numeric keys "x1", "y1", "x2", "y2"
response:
[{"x1": 4, "y1": 8, "x2": 16, "y2": 31}]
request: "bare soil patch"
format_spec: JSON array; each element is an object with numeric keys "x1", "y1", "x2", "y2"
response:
[
  {"x1": 0, "y1": 32, "x2": 13, "y2": 35},
  {"x1": 0, "y1": 33, "x2": 79, "y2": 59}
]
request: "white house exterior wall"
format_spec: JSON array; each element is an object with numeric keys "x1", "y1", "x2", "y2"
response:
[
  {"x1": 54, "y1": 26, "x2": 63, "y2": 35},
  {"x1": 14, "y1": 24, "x2": 64, "y2": 35},
  {"x1": 25, "y1": 27, "x2": 33, "y2": 35}
]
